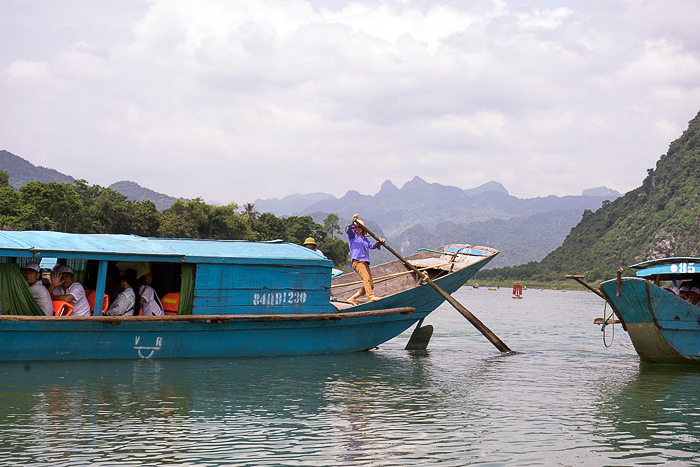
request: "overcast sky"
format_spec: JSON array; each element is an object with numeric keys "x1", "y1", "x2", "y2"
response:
[{"x1": 2, "y1": 0, "x2": 699, "y2": 205}]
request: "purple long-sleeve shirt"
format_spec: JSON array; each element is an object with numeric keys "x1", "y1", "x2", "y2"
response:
[{"x1": 346, "y1": 225, "x2": 380, "y2": 262}]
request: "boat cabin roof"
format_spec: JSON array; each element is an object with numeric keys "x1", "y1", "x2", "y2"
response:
[
  {"x1": 0, "y1": 231, "x2": 330, "y2": 266},
  {"x1": 631, "y1": 257, "x2": 700, "y2": 279}
]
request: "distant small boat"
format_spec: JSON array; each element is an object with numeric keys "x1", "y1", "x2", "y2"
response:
[
  {"x1": 570, "y1": 257, "x2": 700, "y2": 364},
  {"x1": 512, "y1": 284, "x2": 523, "y2": 299}
]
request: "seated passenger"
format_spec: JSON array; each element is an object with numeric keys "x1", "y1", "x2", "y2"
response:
[
  {"x1": 688, "y1": 287, "x2": 700, "y2": 306},
  {"x1": 105, "y1": 264, "x2": 123, "y2": 304},
  {"x1": 665, "y1": 285, "x2": 680, "y2": 296},
  {"x1": 303, "y1": 237, "x2": 325, "y2": 257},
  {"x1": 23, "y1": 262, "x2": 53, "y2": 316},
  {"x1": 49, "y1": 265, "x2": 91, "y2": 316},
  {"x1": 105, "y1": 269, "x2": 140, "y2": 316},
  {"x1": 679, "y1": 286, "x2": 690, "y2": 301},
  {"x1": 138, "y1": 272, "x2": 164, "y2": 316}
]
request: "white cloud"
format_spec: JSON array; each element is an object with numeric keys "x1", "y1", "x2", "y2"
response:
[
  {"x1": 1, "y1": 0, "x2": 699, "y2": 204},
  {"x1": 5, "y1": 60, "x2": 50, "y2": 79}
]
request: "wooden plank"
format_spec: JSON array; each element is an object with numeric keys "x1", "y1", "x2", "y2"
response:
[{"x1": 0, "y1": 307, "x2": 415, "y2": 322}]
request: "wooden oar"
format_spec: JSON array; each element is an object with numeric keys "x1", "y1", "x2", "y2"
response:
[
  {"x1": 564, "y1": 275, "x2": 606, "y2": 300},
  {"x1": 353, "y1": 219, "x2": 512, "y2": 353}
]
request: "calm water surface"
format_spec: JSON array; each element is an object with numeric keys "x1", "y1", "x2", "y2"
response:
[{"x1": 1, "y1": 288, "x2": 699, "y2": 466}]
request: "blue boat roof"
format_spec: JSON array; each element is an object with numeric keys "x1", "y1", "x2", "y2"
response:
[
  {"x1": 631, "y1": 257, "x2": 700, "y2": 278},
  {"x1": 0, "y1": 231, "x2": 330, "y2": 265}
]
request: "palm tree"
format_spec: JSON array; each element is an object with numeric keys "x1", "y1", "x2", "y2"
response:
[{"x1": 241, "y1": 202, "x2": 259, "y2": 226}]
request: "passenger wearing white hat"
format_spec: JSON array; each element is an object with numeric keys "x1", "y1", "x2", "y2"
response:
[
  {"x1": 23, "y1": 262, "x2": 53, "y2": 316},
  {"x1": 49, "y1": 264, "x2": 91, "y2": 316},
  {"x1": 688, "y1": 287, "x2": 700, "y2": 306}
]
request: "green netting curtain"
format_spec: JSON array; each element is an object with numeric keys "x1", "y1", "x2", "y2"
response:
[
  {"x1": 178, "y1": 263, "x2": 195, "y2": 315},
  {"x1": 0, "y1": 263, "x2": 45, "y2": 316}
]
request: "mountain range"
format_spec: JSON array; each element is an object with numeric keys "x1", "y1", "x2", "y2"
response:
[
  {"x1": 255, "y1": 178, "x2": 620, "y2": 267},
  {"x1": 1, "y1": 148, "x2": 620, "y2": 268}
]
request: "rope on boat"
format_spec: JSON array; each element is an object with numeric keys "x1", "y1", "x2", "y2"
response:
[{"x1": 600, "y1": 301, "x2": 615, "y2": 347}]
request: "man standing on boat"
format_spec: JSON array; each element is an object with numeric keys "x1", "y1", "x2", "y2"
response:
[
  {"x1": 23, "y1": 262, "x2": 53, "y2": 316},
  {"x1": 345, "y1": 214, "x2": 383, "y2": 306},
  {"x1": 49, "y1": 265, "x2": 91, "y2": 316}
]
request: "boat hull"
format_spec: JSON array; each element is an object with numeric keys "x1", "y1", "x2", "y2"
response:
[
  {"x1": 600, "y1": 278, "x2": 700, "y2": 364},
  {"x1": 0, "y1": 309, "x2": 419, "y2": 361}
]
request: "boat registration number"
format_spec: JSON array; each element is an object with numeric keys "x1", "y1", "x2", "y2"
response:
[
  {"x1": 253, "y1": 291, "x2": 307, "y2": 306},
  {"x1": 669, "y1": 263, "x2": 697, "y2": 274}
]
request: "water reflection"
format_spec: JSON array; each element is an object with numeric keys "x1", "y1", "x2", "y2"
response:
[
  {"x1": 1, "y1": 352, "x2": 471, "y2": 466},
  {"x1": 594, "y1": 364, "x2": 700, "y2": 464}
]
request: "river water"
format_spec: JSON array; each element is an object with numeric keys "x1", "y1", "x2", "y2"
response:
[{"x1": 1, "y1": 288, "x2": 699, "y2": 466}]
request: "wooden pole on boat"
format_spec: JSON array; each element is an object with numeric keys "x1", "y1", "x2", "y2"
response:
[
  {"x1": 564, "y1": 275, "x2": 606, "y2": 300},
  {"x1": 352, "y1": 218, "x2": 512, "y2": 353}
]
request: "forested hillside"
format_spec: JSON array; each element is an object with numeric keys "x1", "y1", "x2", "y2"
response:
[
  {"x1": 109, "y1": 180, "x2": 181, "y2": 211},
  {"x1": 480, "y1": 110, "x2": 700, "y2": 283}
]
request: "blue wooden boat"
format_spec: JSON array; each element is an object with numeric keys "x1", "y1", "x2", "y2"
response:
[
  {"x1": 596, "y1": 257, "x2": 700, "y2": 364},
  {"x1": 0, "y1": 231, "x2": 498, "y2": 361}
]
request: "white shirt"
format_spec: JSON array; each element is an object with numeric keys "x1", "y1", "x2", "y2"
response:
[
  {"x1": 30, "y1": 281, "x2": 53, "y2": 316},
  {"x1": 54, "y1": 282, "x2": 91, "y2": 316},
  {"x1": 106, "y1": 287, "x2": 136, "y2": 316},
  {"x1": 139, "y1": 285, "x2": 163, "y2": 316}
]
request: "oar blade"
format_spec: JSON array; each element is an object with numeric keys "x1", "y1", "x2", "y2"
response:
[{"x1": 405, "y1": 324, "x2": 434, "y2": 350}]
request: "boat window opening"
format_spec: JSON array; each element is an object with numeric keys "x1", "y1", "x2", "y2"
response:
[
  {"x1": 83, "y1": 260, "x2": 101, "y2": 292},
  {"x1": 150, "y1": 262, "x2": 182, "y2": 300},
  {"x1": 93, "y1": 262, "x2": 182, "y2": 315}
]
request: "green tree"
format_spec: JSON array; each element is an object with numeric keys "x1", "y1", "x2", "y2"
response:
[
  {"x1": 252, "y1": 212, "x2": 287, "y2": 241},
  {"x1": 209, "y1": 203, "x2": 249, "y2": 239},
  {"x1": 0, "y1": 170, "x2": 19, "y2": 229},
  {"x1": 318, "y1": 237, "x2": 349, "y2": 267},
  {"x1": 284, "y1": 216, "x2": 325, "y2": 245},
  {"x1": 18, "y1": 182, "x2": 82, "y2": 231},
  {"x1": 158, "y1": 200, "x2": 198, "y2": 238},
  {"x1": 323, "y1": 213, "x2": 340, "y2": 239},
  {"x1": 128, "y1": 200, "x2": 162, "y2": 237}
]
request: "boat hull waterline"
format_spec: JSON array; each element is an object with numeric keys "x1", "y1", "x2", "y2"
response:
[
  {"x1": 600, "y1": 278, "x2": 700, "y2": 364},
  {"x1": 0, "y1": 308, "x2": 417, "y2": 361}
]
